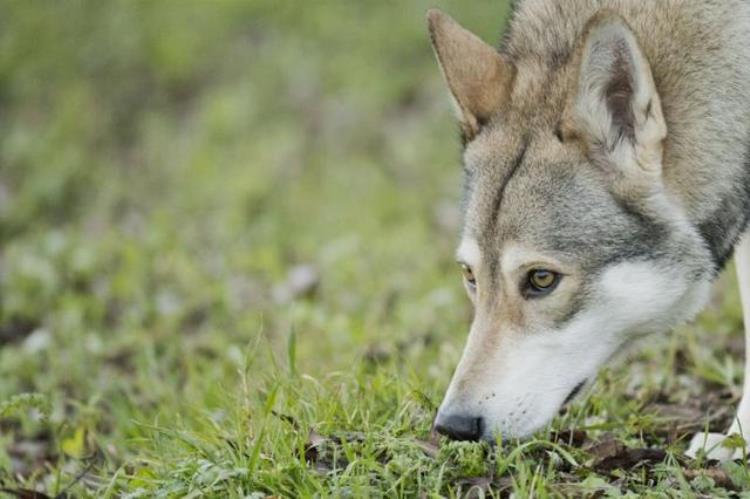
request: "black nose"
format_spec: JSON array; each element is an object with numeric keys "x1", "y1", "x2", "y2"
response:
[{"x1": 434, "y1": 413, "x2": 483, "y2": 441}]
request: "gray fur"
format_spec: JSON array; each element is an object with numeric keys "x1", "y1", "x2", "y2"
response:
[
  {"x1": 479, "y1": 0, "x2": 750, "y2": 273},
  {"x1": 427, "y1": 0, "x2": 750, "y2": 441}
]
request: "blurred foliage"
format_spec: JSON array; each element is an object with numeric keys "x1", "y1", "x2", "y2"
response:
[{"x1": 0, "y1": 1, "x2": 747, "y2": 496}]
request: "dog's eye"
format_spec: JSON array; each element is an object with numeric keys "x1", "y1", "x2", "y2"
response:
[
  {"x1": 525, "y1": 269, "x2": 560, "y2": 297},
  {"x1": 461, "y1": 264, "x2": 477, "y2": 290}
]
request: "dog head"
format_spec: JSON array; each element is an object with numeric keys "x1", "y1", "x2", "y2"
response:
[{"x1": 427, "y1": 9, "x2": 714, "y2": 441}]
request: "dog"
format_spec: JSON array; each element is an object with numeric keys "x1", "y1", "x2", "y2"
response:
[{"x1": 426, "y1": 0, "x2": 750, "y2": 460}]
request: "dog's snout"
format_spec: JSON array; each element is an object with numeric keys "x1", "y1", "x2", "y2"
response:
[{"x1": 434, "y1": 412, "x2": 484, "y2": 441}]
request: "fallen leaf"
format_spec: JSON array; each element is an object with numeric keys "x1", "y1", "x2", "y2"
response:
[
  {"x1": 683, "y1": 468, "x2": 737, "y2": 491},
  {"x1": 584, "y1": 434, "x2": 668, "y2": 472},
  {"x1": 594, "y1": 448, "x2": 667, "y2": 473},
  {"x1": 584, "y1": 434, "x2": 625, "y2": 461},
  {"x1": 551, "y1": 429, "x2": 588, "y2": 448}
]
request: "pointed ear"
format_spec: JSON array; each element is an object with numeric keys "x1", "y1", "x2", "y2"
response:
[
  {"x1": 427, "y1": 9, "x2": 513, "y2": 140},
  {"x1": 567, "y1": 12, "x2": 666, "y2": 174}
]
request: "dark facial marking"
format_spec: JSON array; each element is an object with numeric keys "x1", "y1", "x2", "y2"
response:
[
  {"x1": 608, "y1": 197, "x2": 668, "y2": 262},
  {"x1": 531, "y1": 170, "x2": 668, "y2": 270},
  {"x1": 490, "y1": 139, "x2": 529, "y2": 228},
  {"x1": 486, "y1": 139, "x2": 529, "y2": 276},
  {"x1": 698, "y1": 157, "x2": 750, "y2": 272}
]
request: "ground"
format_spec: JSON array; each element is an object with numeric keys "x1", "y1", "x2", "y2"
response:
[{"x1": 0, "y1": 1, "x2": 749, "y2": 497}]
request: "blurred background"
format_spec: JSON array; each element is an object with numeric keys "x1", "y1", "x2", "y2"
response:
[
  {"x1": 0, "y1": 0, "x2": 509, "y2": 491},
  {"x1": 0, "y1": 1, "x2": 745, "y2": 496}
]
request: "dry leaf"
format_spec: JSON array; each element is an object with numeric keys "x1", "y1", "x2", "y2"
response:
[
  {"x1": 683, "y1": 467, "x2": 737, "y2": 491},
  {"x1": 594, "y1": 447, "x2": 667, "y2": 473}
]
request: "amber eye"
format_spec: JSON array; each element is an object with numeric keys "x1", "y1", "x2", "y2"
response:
[
  {"x1": 526, "y1": 269, "x2": 560, "y2": 297},
  {"x1": 461, "y1": 264, "x2": 477, "y2": 290}
]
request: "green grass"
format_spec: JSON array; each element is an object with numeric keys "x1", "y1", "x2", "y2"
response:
[{"x1": 0, "y1": 1, "x2": 749, "y2": 496}]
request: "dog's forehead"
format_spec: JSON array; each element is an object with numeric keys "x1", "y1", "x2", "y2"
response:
[
  {"x1": 461, "y1": 134, "x2": 660, "y2": 270},
  {"x1": 462, "y1": 130, "x2": 590, "y2": 239}
]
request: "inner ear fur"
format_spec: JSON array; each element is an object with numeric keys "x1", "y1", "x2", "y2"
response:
[{"x1": 564, "y1": 10, "x2": 666, "y2": 174}]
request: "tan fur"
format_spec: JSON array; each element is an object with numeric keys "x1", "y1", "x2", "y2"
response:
[{"x1": 427, "y1": 9, "x2": 514, "y2": 140}]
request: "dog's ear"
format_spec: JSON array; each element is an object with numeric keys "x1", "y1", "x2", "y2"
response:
[
  {"x1": 427, "y1": 9, "x2": 513, "y2": 141},
  {"x1": 566, "y1": 11, "x2": 666, "y2": 176}
]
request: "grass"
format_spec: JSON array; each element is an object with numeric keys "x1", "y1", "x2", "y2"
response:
[{"x1": 0, "y1": 0, "x2": 749, "y2": 496}]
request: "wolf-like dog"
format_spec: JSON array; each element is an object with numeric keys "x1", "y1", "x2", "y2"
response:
[{"x1": 427, "y1": 0, "x2": 750, "y2": 460}]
